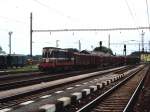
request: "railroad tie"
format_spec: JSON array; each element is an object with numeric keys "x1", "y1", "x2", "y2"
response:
[
  {"x1": 82, "y1": 89, "x2": 91, "y2": 98},
  {"x1": 0, "y1": 108, "x2": 12, "y2": 112},
  {"x1": 89, "y1": 86, "x2": 97, "y2": 92},
  {"x1": 71, "y1": 92, "x2": 82, "y2": 104},
  {"x1": 102, "y1": 81, "x2": 108, "y2": 86},
  {"x1": 96, "y1": 83, "x2": 103, "y2": 89},
  {"x1": 57, "y1": 97, "x2": 71, "y2": 107},
  {"x1": 39, "y1": 104, "x2": 56, "y2": 112}
]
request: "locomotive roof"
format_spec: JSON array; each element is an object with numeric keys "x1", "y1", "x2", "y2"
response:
[
  {"x1": 43, "y1": 47, "x2": 79, "y2": 53},
  {"x1": 43, "y1": 47, "x2": 69, "y2": 52}
]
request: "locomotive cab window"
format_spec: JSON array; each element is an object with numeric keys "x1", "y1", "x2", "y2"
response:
[
  {"x1": 50, "y1": 51, "x2": 58, "y2": 58},
  {"x1": 43, "y1": 51, "x2": 49, "y2": 58},
  {"x1": 42, "y1": 52, "x2": 45, "y2": 58},
  {"x1": 48, "y1": 51, "x2": 51, "y2": 58},
  {"x1": 58, "y1": 51, "x2": 66, "y2": 58}
]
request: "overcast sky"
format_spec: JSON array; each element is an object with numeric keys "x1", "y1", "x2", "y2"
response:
[{"x1": 0, "y1": 0, "x2": 150, "y2": 55}]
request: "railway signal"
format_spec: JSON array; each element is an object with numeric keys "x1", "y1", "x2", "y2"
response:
[
  {"x1": 124, "y1": 44, "x2": 126, "y2": 56},
  {"x1": 99, "y1": 41, "x2": 102, "y2": 50}
]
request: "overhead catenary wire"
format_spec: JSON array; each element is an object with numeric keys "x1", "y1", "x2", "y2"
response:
[
  {"x1": 0, "y1": 16, "x2": 27, "y2": 24},
  {"x1": 33, "y1": 26, "x2": 150, "y2": 32},
  {"x1": 124, "y1": 0, "x2": 140, "y2": 34},
  {"x1": 0, "y1": 28, "x2": 9, "y2": 32},
  {"x1": 32, "y1": 0, "x2": 74, "y2": 20},
  {"x1": 146, "y1": 0, "x2": 150, "y2": 31},
  {"x1": 0, "y1": 16, "x2": 27, "y2": 32}
]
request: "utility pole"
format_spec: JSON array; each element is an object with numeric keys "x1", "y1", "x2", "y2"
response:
[
  {"x1": 108, "y1": 34, "x2": 110, "y2": 49},
  {"x1": 149, "y1": 41, "x2": 150, "y2": 52},
  {"x1": 139, "y1": 43, "x2": 140, "y2": 52},
  {"x1": 79, "y1": 40, "x2": 81, "y2": 51},
  {"x1": 8, "y1": 31, "x2": 13, "y2": 55},
  {"x1": 56, "y1": 40, "x2": 59, "y2": 48},
  {"x1": 30, "y1": 12, "x2": 33, "y2": 57},
  {"x1": 141, "y1": 30, "x2": 145, "y2": 52}
]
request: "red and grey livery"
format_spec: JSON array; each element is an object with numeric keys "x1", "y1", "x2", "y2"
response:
[{"x1": 39, "y1": 47, "x2": 140, "y2": 71}]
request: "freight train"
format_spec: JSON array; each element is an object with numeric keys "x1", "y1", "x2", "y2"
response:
[
  {"x1": 0, "y1": 54, "x2": 26, "y2": 69},
  {"x1": 39, "y1": 47, "x2": 140, "y2": 71}
]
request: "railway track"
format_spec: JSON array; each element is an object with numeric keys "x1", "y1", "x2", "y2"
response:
[
  {"x1": 0, "y1": 66, "x2": 131, "y2": 111},
  {"x1": 0, "y1": 65, "x2": 144, "y2": 112},
  {"x1": 75, "y1": 65, "x2": 148, "y2": 112},
  {"x1": 133, "y1": 64, "x2": 150, "y2": 112},
  {"x1": 0, "y1": 66, "x2": 116, "y2": 77},
  {"x1": 0, "y1": 66, "x2": 131, "y2": 91}
]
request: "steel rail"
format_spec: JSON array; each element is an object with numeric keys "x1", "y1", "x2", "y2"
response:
[
  {"x1": 0, "y1": 66, "x2": 129, "y2": 91},
  {"x1": 123, "y1": 66, "x2": 150, "y2": 112},
  {"x1": 0, "y1": 66, "x2": 125, "y2": 102},
  {"x1": 76, "y1": 66, "x2": 144, "y2": 112}
]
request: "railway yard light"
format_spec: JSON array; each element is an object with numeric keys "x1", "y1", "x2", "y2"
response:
[{"x1": 8, "y1": 31, "x2": 13, "y2": 55}]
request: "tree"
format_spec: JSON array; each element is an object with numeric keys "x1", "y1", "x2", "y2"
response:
[
  {"x1": 93, "y1": 46, "x2": 113, "y2": 55},
  {"x1": 0, "y1": 46, "x2": 6, "y2": 54},
  {"x1": 130, "y1": 51, "x2": 143, "y2": 57}
]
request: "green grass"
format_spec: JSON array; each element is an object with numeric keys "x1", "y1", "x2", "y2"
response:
[{"x1": 8, "y1": 65, "x2": 39, "y2": 72}]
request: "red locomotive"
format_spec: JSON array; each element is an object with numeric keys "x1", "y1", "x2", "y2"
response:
[{"x1": 38, "y1": 47, "x2": 140, "y2": 71}]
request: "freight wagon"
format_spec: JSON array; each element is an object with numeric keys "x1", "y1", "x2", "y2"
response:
[
  {"x1": 39, "y1": 47, "x2": 140, "y2": 72},
  {"x1": 0, "y1": 54, "x2": 26, "y2": 69}
]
